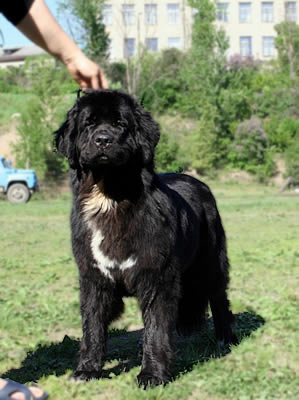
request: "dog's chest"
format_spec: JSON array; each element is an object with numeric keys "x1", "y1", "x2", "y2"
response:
[
  {"x1": 81, "y1": 183, "x2": 138, "y2": 281},
  {"x1": 88, "y1": 226, "x2": 137, "y2": 281}
]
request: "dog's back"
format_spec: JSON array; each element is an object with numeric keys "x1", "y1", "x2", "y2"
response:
[{"x1": 159, "y1": 173, "x2": 231, "y2": 336}]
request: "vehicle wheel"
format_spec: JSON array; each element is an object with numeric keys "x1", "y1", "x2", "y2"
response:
[{"x1": 7, "y1": 183, "x2": 30, "y2": 203}]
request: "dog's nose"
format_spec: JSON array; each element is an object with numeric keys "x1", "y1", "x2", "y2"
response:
[{"x1": 94, "y1": 132, "x2": 113, "y2": 147}]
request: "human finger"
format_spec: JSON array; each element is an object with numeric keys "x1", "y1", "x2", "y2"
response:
[
  {"x1": 99, "y1": 70, "x2": 109, "y2": 89},
  {"x1": 91, "y1": 74, "x2": 100, "y2": 90}
]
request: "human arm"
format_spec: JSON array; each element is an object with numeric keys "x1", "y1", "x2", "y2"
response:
[{"x1": 6, "y1": 0, "x2": 108, "y2": 89}]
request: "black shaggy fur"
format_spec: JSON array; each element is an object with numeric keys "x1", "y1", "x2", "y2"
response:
[{"x1": 55, "y1": 89, "x2": 236, "y2": 388}]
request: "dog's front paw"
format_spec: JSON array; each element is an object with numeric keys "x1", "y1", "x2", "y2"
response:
[
  {"x1": 222, "y1": 332, "x2": 239, "y2": 346},
  {"x1": 137, "y1": 370, "x2": 171, "y2": 389},
  {"x1": 71, "y1": 370, "x2": 102, "y2": 381}
]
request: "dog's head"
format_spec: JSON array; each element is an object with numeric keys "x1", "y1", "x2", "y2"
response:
[{"x1": 55, "y1": 90, "x2": 160, "y2": 170}]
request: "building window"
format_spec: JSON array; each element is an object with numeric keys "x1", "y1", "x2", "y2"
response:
[
  {"x1": 102, "y1": 5, "x2": 112, "y2": 25},
  {"x1": 263, "y1": 36, "x2": 275, "y2": 57},
  {"x1": 168, "y1": 37, "x2": 181, "y2": 49},
  {"x1": 216, "y1": 3, "x2": 229, "y2": 22},
  {"x1": 145, "y1": 4, "x2": 157, "y2": 24},
  {"x1": 261, "y1": 2, "x2": 274, "y2": 22},
  {"x1": 285, "y1": 2, "x2": 297, "y2": 21},
  {"x1": 239, "y1": 3, "x2": 251, "y2": 23},
  {"x1": 122, "y1": 4, "x2": 135, "y2": 25},
  {"x1": 240, "y1": 36, "x2": 252, "y2": 56},
  {"x1": 124, "y1": 38, "x2": 135, "y2": 57},
  {"x1": 167, "y1": 3, "x2": 180, "y2": 24},
  {"x1": 146, "y1": 38, "x2": 158, "y2": 52}
]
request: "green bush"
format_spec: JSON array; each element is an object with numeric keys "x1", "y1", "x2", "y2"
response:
[
  {"x1": 186, "y1": 104, "x2": 218, "y2": 174},
  {"x1": 264, "y1": 117, "x2": 299, "y2": 150},
  {"x1": 13, "y1": 62, "x2": 70, "y2": 180},
  {"x1": 229, "y1": 117, "x2": 269, "y2": 170},
  {"x1": 0, "y1": 66, "x2": 29, "y2": 93},
  {"x1": 106, "y1": 62, "x2": 127, "y2": 89},
  {"x1": 155, "y1": 132, "x2": 183, "y2": 173},
  {"x1": 138, "y1": 48, "x2": 184, "y2": 113},
  {"x1": 252, "y1": 147, "x2": 277, "y2": 182},
  {"x1": 285, "y1": 139, "x2": 299, "y2": 181}
]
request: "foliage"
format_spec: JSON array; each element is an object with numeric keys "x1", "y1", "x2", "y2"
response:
[
  {"x1": 106, "y1": 62, "x2": 127, "y2": 89},
  {"x1": 253, "y1": 147, "x2": 277, "y2": 183},
  {"x1": 13, "y1": 60, "x2": 71, "y2": 180},
  {"x1": 186, "y1": 105, "x2": 218, "y2": 174},
  {"x1": 58, "y1": 0, "x2": 109, "y2": 62},
  {"x1": 0, "y1": 66, "x2": 29, "y2": 94},
  {"x1": 180, "y1": 0, "x2": 229, "y2": 116},
  {"x1": 264, "y1": 116, "x2": 299, "y2": 150},
  {"x1": 138, "y1": 48, "x2": 184, "y2": 113},
  {"x1": 284, "y1": 138, "x2": 299, "y2": 181},
  {"x1": 275, "y1": 21, "x2": 299, "y2": 80},
  {"x1": 155, "y1": 132, "x2": 183, "y2": 173},
  {"x1": 229, "y1": 117, "x2": 269, "y2": 170}
]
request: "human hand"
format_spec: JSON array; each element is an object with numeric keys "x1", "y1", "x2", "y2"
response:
[
  {"x1": 65, "y1": 51, "x2": 108, "y2": 90},
  {"x1": 15, "y1": 0, "x2": 108, "y2": 89}
]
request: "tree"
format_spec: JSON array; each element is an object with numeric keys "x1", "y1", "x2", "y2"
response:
[
  {"x1": 187, "y1": 104, "x2": 218, "y2": 174},
  {"x1": 180, "y1": 0, "x2": 229, "y2": 116},
  {"x1": 137, "y1": 48, "x2": 184, "y2": 112},
  {"x1": 13, "y1": 57, "x2": 69, "y2": 180},
  {"x1": 275, "y1": 21, "x2": 299, "y2": 116},
  {"x1": 275, "y1": 21, "x2": 299, "y2": 81},
  {"x1": 58, "y1": 0, "x2": 110, "y2": 62},
  {"x1": 177, "y1": 0, "x2": 230, "y2": 168}
]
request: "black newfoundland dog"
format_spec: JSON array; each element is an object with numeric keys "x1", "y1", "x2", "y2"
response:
[{"x1": 55, "y1": 89, "x2": 236, "y2": 388}]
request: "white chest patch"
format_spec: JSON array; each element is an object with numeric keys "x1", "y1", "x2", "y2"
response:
[
  {"x1": 82, "y1": 181, "x2": 137, "y2": 280},
  {"x1": 82, "y1": 181, "x2": 116, "y2": 218},
  {"x1": 90, "y1": 227, "x2": 137, "y2": 281}
]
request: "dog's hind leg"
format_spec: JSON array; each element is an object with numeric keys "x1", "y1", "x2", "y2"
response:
[
  {"x1": 209, "y1": 291, "x2": 237, "y2": 345},
  {"x1": 203, "y1": 208, "x2": 238, "y2": 346},
  {"x1": 207, "y1": 236, "x2": 237, "y2": 346},
  {"x1": 72, "y1": 274, "x2": 124, "y2": 381}
]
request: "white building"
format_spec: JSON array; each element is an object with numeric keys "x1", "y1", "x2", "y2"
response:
[
  {"x1": 102, "y1": 0, "x2": 193, "y2": 59},
  {"x1": 103, "y1": 1, "x2": 298, "y2": 61},
  {"x1": 0, "y1": 46, "x2": 46, "y2": 68},
  {"x1": 215, "y1": 1, "x2": 298, "y2": 59}
]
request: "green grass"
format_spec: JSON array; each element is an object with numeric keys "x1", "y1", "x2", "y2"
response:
[{"x1": 0, "y1": 182, "x2": 298, "y2": 400}]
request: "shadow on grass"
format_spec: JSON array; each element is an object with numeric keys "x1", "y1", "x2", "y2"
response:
[{"x1": 3, "y1": 311, "x2": 265, "y2": 384}]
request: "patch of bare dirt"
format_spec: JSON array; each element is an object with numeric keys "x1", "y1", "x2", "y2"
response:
[
  {"x1": 0, "y1": 123, "x2": 18, "y2": 162},
  {"x1": 219, "y1": 170, "x2": 253, "y2": 183}
]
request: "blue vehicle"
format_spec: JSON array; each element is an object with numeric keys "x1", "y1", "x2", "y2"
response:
[{"x1": 0, "y1": 156, "x2": 38, "y2": 203}]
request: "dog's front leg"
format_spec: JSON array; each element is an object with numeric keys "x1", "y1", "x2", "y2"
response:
[
  {"x1": 72, "y1": 276, "x2": 112, "y2": 381},
  {"x1": 137, "y1": 289, "x2": 178, "y2": 388}
]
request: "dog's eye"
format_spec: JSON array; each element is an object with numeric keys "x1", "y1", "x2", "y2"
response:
[{"x1": 116, "y1": 120, "x2": 127, "y2": 128}]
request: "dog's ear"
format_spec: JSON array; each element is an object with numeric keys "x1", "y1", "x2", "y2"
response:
[
  {"x1": 54, "y1": 103, "x2": 79, "y2": 169},
  {"x1": 133, "y1": 102, "x2": 160, "y2": 166}
]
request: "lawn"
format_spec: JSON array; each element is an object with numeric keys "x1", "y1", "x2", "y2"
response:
[{"x1": 0, "y1": 182, "x2": 298, "y2": 400}]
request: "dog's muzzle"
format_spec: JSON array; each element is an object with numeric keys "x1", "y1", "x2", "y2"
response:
[{"x1": 94, "y1": 131, "x2": 113, "y2": 149}]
